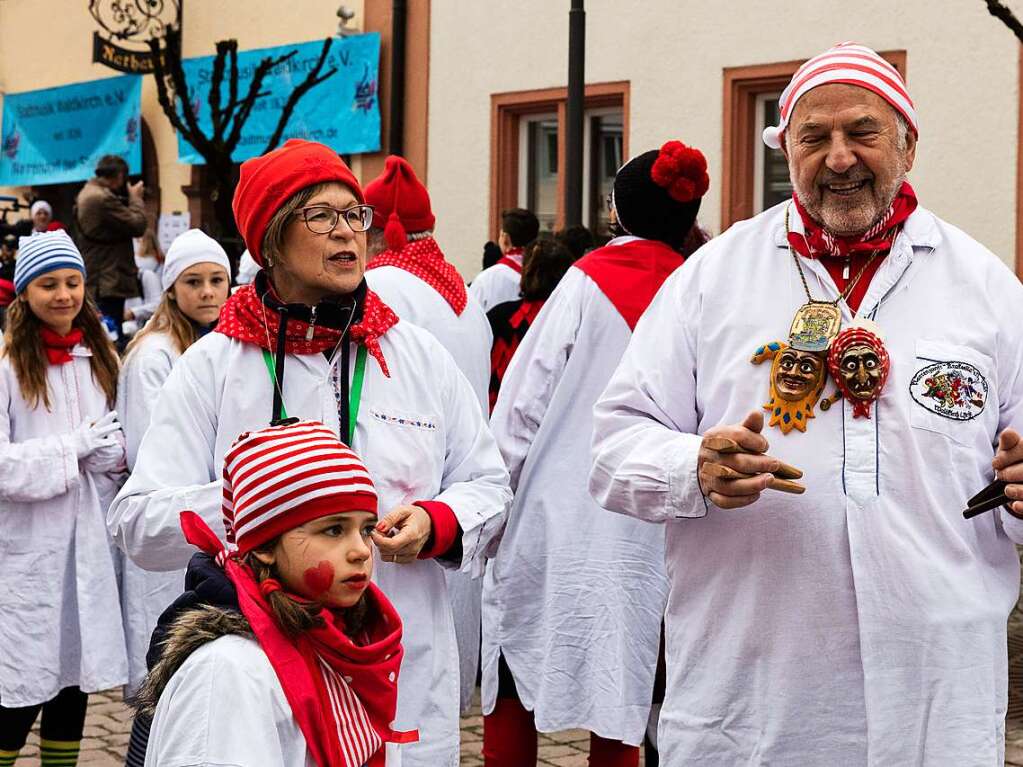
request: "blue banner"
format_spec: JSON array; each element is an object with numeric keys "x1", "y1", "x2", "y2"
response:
[
  {"x1": 0, "y1": 75, "x2": 142, "y2": 186},
  {"x1": 178, "y1": 33, "x2": 381, "y2": 164}
]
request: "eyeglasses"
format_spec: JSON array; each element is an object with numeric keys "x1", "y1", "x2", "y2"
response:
[{"x1": 295, "y1": 204, "x2": 375, "y2": 234}]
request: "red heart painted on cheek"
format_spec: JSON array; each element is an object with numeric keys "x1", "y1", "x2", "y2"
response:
[{"x1": 303, "y1": 560, "x2": 335, "y2": 595}]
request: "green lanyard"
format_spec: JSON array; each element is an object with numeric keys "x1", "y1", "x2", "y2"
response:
[{"x1": 261, "y1": 345, "x2": 368, "y2": 440}]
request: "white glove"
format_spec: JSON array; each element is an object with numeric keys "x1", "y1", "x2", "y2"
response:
[{"x1": 73, "y1": 411, "x2": 122, "y2": 459}]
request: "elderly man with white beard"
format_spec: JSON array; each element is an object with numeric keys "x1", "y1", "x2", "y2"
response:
[{"x1": 590, "y1": 42, "x2": 1023, "y2": 765}]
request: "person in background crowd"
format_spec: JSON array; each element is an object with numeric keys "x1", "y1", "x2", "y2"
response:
[
  {"x1": 138, "y1": 421, "x2": 415, "y2": 767},
  {"x1": 481, "y1": 240, "x2": 503, "y2": 271},
  {"x1": 234, "y1": 249, "x2": 260, "y2": 287},
  {"x1": 0, "y1": 231, "x2": 127, "y2": 767},
  {"x1": 123, "y1": 229, "x2": 165, "y2": 334},
  {"x1": 590, "y1": 43, "x2": 1023, "y2": 765},
  {"x1": 555, "y1": 224, "x2": 594, "y2": 261},
  {"x1": 363, "y1": 155, "x2": 494, "y2": 715},
  {"x1": 486, "y1": 237, "x2": 575, "y2": 412},
  {"x1": 117, "y1": 228, "x2": 231, "y2": 698},
  {"x1": 74, "y1": 155, "x2": 148, "y2": 338},
  {"x1": 0, "y1": 233, "x2": 17, "y2": 282},
  {"x1": 108, "y1": 139, "x2": 511, "y2": 767},
  {"x1": 0, "y1": 235, "x2": 18, "y2": 328},
  {"x1": 30, "y1": 200, "x2": 65, "y2": 233},
  {"x1": 469, "y1": 208, "x2": 539, "y2": 312},
  {"x1": 482, "y1": 141, "x2": 708, "y2": 767}
]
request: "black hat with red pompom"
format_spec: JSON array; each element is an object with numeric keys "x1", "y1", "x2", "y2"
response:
[{"x1": 612, "y1": 140, "x2": 709, "y2": 249}]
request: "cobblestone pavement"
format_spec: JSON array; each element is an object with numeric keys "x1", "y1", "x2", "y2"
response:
[{"x1": 15, "y1": 691, "x2": 616, "y2": 766}]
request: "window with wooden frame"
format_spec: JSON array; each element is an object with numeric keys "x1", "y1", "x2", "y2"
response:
[
  {"x1": 490, "y1": 82, "x2": 629, "y2": 241},
  {"x1": 721, "y1": 51, "x2": 906, "y2": 232}
]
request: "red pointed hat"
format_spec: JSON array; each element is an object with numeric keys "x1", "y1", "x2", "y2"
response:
[
  {"x1": 364, "y1": 155, "x2": 436, "y2": 251},
  {"x1": 232, "y1": 139, "x2": 364, "y2": 267}
]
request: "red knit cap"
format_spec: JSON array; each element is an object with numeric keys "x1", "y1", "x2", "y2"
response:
[
  {"x1": 232, "y1": 139, "x2": 365, "y2": 267},
  {"x1": 222, "y1": 420, "x2": 378, "y2": 555},
  {"x1": 364, "y1": 155, "x2": 435, "y2": 251}
]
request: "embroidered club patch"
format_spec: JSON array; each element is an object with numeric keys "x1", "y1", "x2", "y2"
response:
[{"x1": 909, "y1": 360, "x2": 988, "y2": 421}]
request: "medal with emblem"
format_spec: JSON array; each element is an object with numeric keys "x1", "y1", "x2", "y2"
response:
[{"x1": 751, "y1": 206, "x2": 887, "y2": 434}]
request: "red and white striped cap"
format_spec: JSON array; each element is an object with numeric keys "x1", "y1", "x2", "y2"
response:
[
  {"x1": 222, "y1": 420, "x2": 377, "y2": 554},
  {"x1": 763, "y1": 42, "x2": 918, "y2": 150}
]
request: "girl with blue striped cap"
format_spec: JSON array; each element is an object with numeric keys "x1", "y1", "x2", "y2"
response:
[{"x1": 0, "y1": 230, "x2": 128, "y2": 767}]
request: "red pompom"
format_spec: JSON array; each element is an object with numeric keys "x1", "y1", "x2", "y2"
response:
[
  {"x1": 650, "y1": 140, "x2": 709, "y2": 203},
  {"x1": 383, "y1": 211, "x2": 408, "y2": 251}
]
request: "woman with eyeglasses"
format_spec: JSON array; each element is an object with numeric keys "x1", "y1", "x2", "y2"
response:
[{"x1": 109, "y1": 140, "x2": 511, "y2": 767}]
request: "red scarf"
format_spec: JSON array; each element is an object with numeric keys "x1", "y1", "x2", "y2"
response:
[
  {"x1": 368, "y1": 237, "x2": 468, "y2": 315},
  {"x1": 573, "y1": 239, "x2": 684, "y2": 330},
  {"x1": 788, "y1": 182, "x2": 918, "y2": 312},
  {"x1": 181, "y1": 512, "x2": 417, "y2": 767},
  {"x1": 39, "y1": 326, "x2": 84, "y2": 365},
  {"x1": 496, "y1": 247, "x2": 524, "y2": 274},
  {"x1": 0, "y1": 279, "x2": 14, "y2": 308},
  {"x1": 217, "y1": 284, "x2": 398, "y2": 378}
]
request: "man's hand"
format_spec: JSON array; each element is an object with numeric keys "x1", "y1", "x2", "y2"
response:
[
  {"x1": 128, "y1": 180, "x2": 145, "y2": 201},
  {"x1": 698, "y1": 411, "x2": 783, "y2": 509},
  {"x1": 993, "y1": 428, "x2": 1023, "y2": 518},
  {"x1": 371, "y1": 504, "x2": 433, "y2": 564}
]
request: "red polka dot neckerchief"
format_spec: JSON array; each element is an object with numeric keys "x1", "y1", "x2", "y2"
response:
[
  {"x1": 367, "y1": 236, "x2": 468, "y2": 316},
  {"x1": 217, "y1": 281, "x2": 398, "y2": 377}
]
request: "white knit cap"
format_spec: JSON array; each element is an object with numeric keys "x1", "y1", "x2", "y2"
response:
[
  {"x1": 30, "y1": 200, "x2": 52, "y2": 217},
  {"x1": 14, "y1": 231, "x2": 85, "y2": 294},
  {"x1": 161, "y1": 229, "x2": 232, "y2": 292},
  {"x1": 762, "y1": 42, "x2": 918, "y2": 150}
]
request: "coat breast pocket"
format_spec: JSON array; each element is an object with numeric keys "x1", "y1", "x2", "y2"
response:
[{"x1": 908, "y1": 340, "x2": 994, "y2": 448}]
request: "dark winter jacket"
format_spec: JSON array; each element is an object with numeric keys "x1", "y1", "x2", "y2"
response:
[{"x1": 74, "y1": 178, "x2": 147, "y2": 299}]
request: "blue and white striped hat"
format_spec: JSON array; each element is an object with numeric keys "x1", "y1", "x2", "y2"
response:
[{"x1": 14, "y1": 231, "x2": 86, "y2": 294}]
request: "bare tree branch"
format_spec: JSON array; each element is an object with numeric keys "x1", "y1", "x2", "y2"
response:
[
  {"x1": 263, "y1": 38, "x2": 338, "y2": 153},
  {"x1": 224, "y1": 50, "x2": 298, "y2": 152},
  {"x1": 209, "y1": 41, "x2": 228, "y2": 140},
  {"x1": 985, "y1": 0, "x2": 1023, "y2": 43}
]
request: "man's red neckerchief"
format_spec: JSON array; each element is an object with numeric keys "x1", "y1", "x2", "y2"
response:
[
  {"x1": 216, "y1": 283, "x2": 398, "y2": 378},
  {"x1": 368, "y1": 236, "x2": 467, "y2": 315},
  {"x1": 788, "y1": 181, "x2": 918, "y2": 259}
]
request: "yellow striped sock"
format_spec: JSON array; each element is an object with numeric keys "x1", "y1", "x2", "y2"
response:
[
  {"x1": 0, "y1": 748, "x2": 18, "y2": 767},
  {"x1": 39, "y1": 738, "x2": 80, "y2": 767}
]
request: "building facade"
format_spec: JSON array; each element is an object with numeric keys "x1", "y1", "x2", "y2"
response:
[{"x1": 2, "y1": 1, "x2": 1020, "y2": 280}]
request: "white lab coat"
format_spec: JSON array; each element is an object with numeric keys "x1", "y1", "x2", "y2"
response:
[
  {"x1": 146, "y1": 634, "x2": 402, "y2": 767},
  {"x1": 468, "y1": 262, "x2": 520, "y2": 313},
  {"x1": 0, "y1": 347, "x2": 128, "y2": 706},
  {"x1": 590, "y1": 203, "x2": 1023, "y2": 766},
  {"x1": 366, "y1": 264, "x2": 493, "y2": 713},
  {"x1": 483, "y1": 266, "x2": 668, "y2": 744},
  {"x1": 109, "y1": 319, "x2": 511, "y2": 767},
  {"x1": 116, "y1": 330, "x2": 187, "y2": 695}
]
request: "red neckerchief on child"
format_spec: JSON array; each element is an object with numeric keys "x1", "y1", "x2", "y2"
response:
[
  {"x1": 488, "y1": 298, "x2": 545, "y2": 412},
  {"x1": 368, "y1": 236, "x2": 468, "y2": 316},
  {"x1": 39, "y1": 326, "x2": 84, "y2": 365},
  {"x1": 216, "y1": 280, "x2": 398, "y2": 378},
  {"x1": 180, "y1": 512, "x2": 418, "y2": 767},
  {"x1": 573, "y1": 238, "x2": 684, "y2": 331},
  {"x1": 496, "y1": 247, "x2": 524, "y2": 274},
  {"x1": 787, "y1": 182, "x2": 917, "y2": 312}
]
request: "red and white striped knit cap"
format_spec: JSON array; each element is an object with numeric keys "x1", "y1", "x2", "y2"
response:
[
  {"x1": 763, "y1": 42, "x2": 918, "y2": 150},
  {"x1": 222, "y1": 420, "x2": 377, "y2": 555}
]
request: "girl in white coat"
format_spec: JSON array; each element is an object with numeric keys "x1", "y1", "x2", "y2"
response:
[
  {"x1": 140, "y1": 420, "x2": 415, "y2": 767},
  {"x1": 0, "y1": 231, "x2": 127, "y2": 767},
  {"x1": 117, "y1": 228, "x2": 231, "y2": 695}
]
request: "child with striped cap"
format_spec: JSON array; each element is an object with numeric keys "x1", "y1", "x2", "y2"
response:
[
  {"x1": 0, "y1": 230, "x2": 127, "y2": 767},
  {"x1": 138, "y1": 420, "x2": 416, "y2": 767}
]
